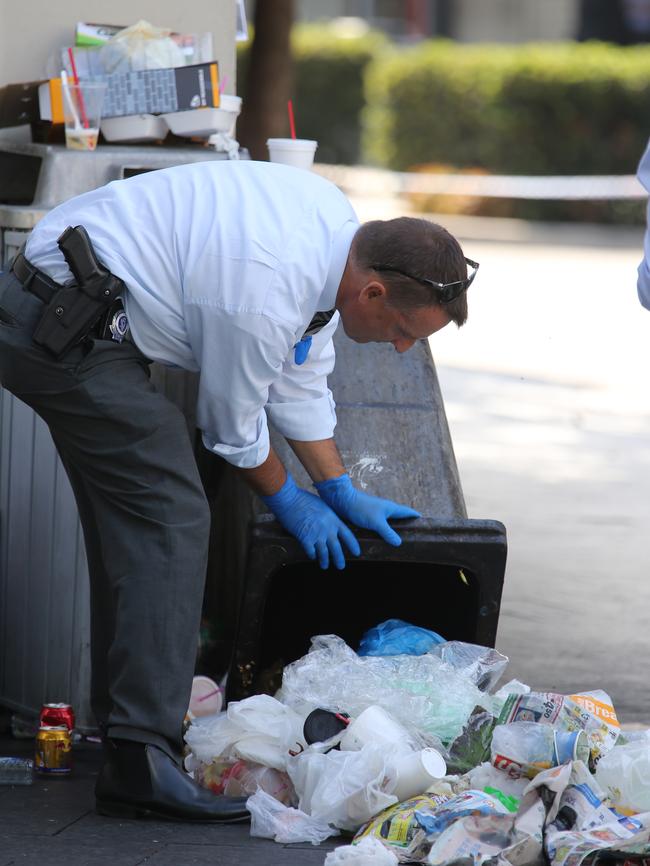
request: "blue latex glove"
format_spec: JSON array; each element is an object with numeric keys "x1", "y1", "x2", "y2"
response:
[
  {"x1": 261, "y1": 472, "x2": 361, "y2": 570},
  {"x1": 314, "y1": 474, "x2": 420, "y2": 547}
]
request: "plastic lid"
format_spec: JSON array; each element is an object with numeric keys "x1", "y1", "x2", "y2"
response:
[
  {"x1": 188, "y1": 675, "x2": 223, "y2": 718},
  {"x1": 303, "y1": 708, "x2": 350, "y2": 745}
]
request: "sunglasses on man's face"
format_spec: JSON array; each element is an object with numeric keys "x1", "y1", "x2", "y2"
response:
[{"x1": 371, "y1": 257, "x2": 479, "y2": 304}]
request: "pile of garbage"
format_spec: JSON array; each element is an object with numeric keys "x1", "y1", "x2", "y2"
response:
[{"x1": 184, "y1": 619, "x2": 650, "y2": 865}]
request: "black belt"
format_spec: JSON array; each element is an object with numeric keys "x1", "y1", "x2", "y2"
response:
[
  {"x1": 12, "y1": 252, "x2": 61, "y2": 304},
  {"x1": 11, "y1": 252, "x2": 129, "y2": 343}
]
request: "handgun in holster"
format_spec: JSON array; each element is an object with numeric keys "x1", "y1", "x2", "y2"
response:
[{"x1": 32, "y1": 225, "x2": 125, "y2": 359}]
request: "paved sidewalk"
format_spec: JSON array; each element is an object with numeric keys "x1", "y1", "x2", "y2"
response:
[{"x1": 0, "y1": 734, "x2": 339, "y2": 866}]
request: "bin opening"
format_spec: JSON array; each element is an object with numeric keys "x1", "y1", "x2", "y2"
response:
[{"x1": 255, "y1": 560, "x2": 478, "y2": 692}]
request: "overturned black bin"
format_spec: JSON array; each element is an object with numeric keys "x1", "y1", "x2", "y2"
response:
[{"x1": 207, "y1": 328, "x2": 507, "y2": 703}]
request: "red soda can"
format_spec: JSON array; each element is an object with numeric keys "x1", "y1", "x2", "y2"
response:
[{"x1": 40, "y1": 703, "x2": 75, "y2": 732}]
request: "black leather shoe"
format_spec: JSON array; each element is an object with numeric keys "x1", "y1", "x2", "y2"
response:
[{"x1": 95, "y1": 739, "x2": 250, "y2": 823}]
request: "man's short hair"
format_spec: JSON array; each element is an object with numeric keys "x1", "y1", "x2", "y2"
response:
[{"x1": 352, "y1": 218, "x2": 469, "y2": 326}]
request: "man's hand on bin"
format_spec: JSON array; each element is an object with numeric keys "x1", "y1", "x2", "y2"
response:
[
  {"x1": 261, "y1": 472, "x2": 361, "y2": 570},
  {"x1": 314, "y1": 473, "x2": 420, "y2": 547}
]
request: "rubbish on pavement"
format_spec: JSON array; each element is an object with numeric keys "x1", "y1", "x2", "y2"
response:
[
  {"x1": 491, "y1": 721, "x2": 590, "y2": 779},
  {"x1": 358, "y1": 619, "x2": 445, "y2": 657},
  {"x1": 303, "y1": 708, "x2": 350, "y2": 746},
  {"x1": 324, "y1": 835, "x2": 400, "y2": 865},
  {"x1": 247, "y1": 788, "x2": 339, "y2": 845},
  {"x1": 34, "y1": 725, "x2": 73, "y2": 775},
  {"x1": 181, "y1": 627, "x2": 650, "y2": 866},
  {"x1": 595, "y1": 736, "x2": 650, "y2": 813},
  {"x1": 497, "y1": 689, "x2": 620, "y2": 767},
  {"x1": 0, "y1": 757, "x2": 34, "y2": 785}
]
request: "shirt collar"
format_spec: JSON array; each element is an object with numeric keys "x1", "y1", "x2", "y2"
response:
[{"x1": 319, "y1": 220, "x2": 358, "y2": 312}]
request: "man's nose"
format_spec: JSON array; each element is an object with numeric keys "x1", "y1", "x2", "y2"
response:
[{"x1": 392, "y1": 338, "x2": 416, "y2": 353}]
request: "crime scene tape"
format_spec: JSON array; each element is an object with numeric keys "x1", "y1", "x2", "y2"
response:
[{"x1": 314, "y1": 164, "x2": 647, "y2": 201}]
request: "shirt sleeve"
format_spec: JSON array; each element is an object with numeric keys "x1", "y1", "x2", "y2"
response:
[
  {"x1": 186, "y1": 302, "x2": 294, "y2": 468},
  {"x1": 265, "y1": 313, "x2": 339, "y2": 441},
  {"x1": 637, "y1": 140, "x2": 650, "y2": 311}
]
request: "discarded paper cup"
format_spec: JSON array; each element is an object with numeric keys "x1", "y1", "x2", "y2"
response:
[
  {"x1": 63, "y1": 82, "x2": 106, "y2": 152},
  {"x1": 188, "y1": 675, "x2": 223, "y2": 718},
  {"x1": 554, "y1": 730, "x2": 590, "y2": 766},
  {"x1": 267, "y1": 137, "x2": 318, "y2": 170},
  {"x1": 390, "y1": 748, "x2": 447, "y2": 802},
  {"x1": 339, "y1": 705, "x2": 409, "y2": 751}
]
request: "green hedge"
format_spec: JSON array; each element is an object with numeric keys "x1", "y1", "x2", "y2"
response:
[
  {"x1": 364, "y1": 41, "x2": 650, "y2": 175},
  {"x1": 238, "y1": 24, "x2": 385, "y2": 165}
]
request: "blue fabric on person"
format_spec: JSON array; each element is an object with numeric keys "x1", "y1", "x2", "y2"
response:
[{"x1": 358, "y1": 618, "x2": 446, "y2": 656}]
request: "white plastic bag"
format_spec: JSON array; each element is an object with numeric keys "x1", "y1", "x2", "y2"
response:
[
  {"x1": 288, "y1": 743, "x2": 399, "y2": 832},
  {"x1": 247, "y1": 789, "x2": 339, "y2": 845},
  {"x1": 184, "y1": 694, "x2": 305, "y2": 771},
  {"x1": 595, "y1": 740, "x2": 650, "y2": 812},
  {"x1": 100, "y1": 20, "x2": 186, "y2": 73},
  {"x1": 324, "y1": 836, "x2": 399, "y2": 865}
]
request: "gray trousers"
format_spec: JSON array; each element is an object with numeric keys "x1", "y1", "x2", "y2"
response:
[{"x1": 0, "y1": 271, "x2": 210, "y2": 756}]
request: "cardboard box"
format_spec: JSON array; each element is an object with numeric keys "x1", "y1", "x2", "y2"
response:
[{"x1": 38, "y1": 62, "x2": 220, "y2": 123}]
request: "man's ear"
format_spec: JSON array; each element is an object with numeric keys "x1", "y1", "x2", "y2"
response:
[{"x1": 360, "y1": 280, "x2": 388, "y2": 302}]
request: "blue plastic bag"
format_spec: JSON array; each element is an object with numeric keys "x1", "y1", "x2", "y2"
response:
[{"x1": 358, "y1": 619, "x2": 446, "y2": 657}]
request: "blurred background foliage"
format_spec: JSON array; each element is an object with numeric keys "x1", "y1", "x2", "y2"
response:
[{"x1": 239, "y1": 25, "x2": 650, "y2": 222}]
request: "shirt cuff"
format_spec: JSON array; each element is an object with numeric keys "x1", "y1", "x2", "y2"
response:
[
  {"x1": 266, "y1": 392, "x2": 337, "y2": 441},
  {"x1": 201, "y1": 424, "x2": 271, "y2": 469}
]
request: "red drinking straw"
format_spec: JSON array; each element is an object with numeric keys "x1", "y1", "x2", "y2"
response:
[
  {"x1": 287, "y1": 99, "x2": 296, "y2": 139},
  {"x1": 67, "y1": 46, "x2": 90, "y2": 129}
]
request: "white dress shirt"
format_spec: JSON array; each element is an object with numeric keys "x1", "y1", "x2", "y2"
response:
[
  {"x1": 637, "y1": 139, "x2": 650, "y2": 310},
  {"x1": 26, "y1": 161, "x2": 359, "y2": 467}
]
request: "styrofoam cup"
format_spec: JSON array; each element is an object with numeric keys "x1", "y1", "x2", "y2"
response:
[
  {"x1": 390, "y1": 748, "x2": 447, "y2": 802},
  {"x1": 339, "y1": 705, "x2": 409, "y2": 751},
  {"x1": 267, "y1": 137, "x2": 318, "y2": 170},
  {"x1": 188, "y1": 675, "x2": 223, "y2": 718}
]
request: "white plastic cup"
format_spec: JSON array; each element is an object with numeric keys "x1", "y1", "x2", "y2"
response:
[
  {"x1": 339, "y1": 705, "x2": 410, "y2": 751},
  {"x1": 63, "y1": 82, "x2": 106, "y2": 151},
  {"x1": 188, "y1": 675, "x2": 223, "y2": 718},
  {"x1": 390, "y1": 748, "x2": 447, "y2": 802},
  {"x1": 266, "y1": 137, "x2": 318, "y2": 170}
]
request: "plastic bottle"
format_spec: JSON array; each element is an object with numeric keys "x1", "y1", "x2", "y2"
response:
[
  {"x1": 0, "y1": 756, "x2": 34, "y2": 785},
  {"x1": 491, "y1": 722, "x2": 589, "y2": 779}
]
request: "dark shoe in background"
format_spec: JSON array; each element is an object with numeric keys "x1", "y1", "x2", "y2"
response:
[{"x1": 95, "y1": 738, "x2": 249, "y2": 823}]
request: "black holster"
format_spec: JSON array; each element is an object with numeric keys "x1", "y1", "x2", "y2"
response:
[{"x1": 32, "y1": 225, "x2": 125, "y2": 360}]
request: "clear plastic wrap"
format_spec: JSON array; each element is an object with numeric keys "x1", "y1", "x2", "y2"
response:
[
  {"x1": 595, "y1": 740, "x2": 650, "y2": 813},
  {"x1": 278, "y1": 635, "x2": 492, "y2": 746},
  {"x1": 247, "y1": 788, "x2": 339, "y2": 845}
]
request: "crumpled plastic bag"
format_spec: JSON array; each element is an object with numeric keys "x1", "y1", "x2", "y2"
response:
[
  {"x1": 429, "y1": 642, "x2": 509, "y2": 692},
  {"x1": 184, "y1": 693, "x2": 304, "y2": 771},
  {"x1": 595, "y1": 739, "x2": 650, "y2": 812},
  {"x1": 287, "y1": 743, "x2": 399, "y2": 832},
  {"x1": 100, "y1": 20, "x2": 186, "y2": 73},
  {"x1": 324, "y1": 836, "x2": 399, "y2": 865},
  {"x1": 278, "y1": 635, "x2": 493, "y2": 745},
  {"x1": 358, "y1": 619, "x2": 446, "y2": 657},
  {"x1": 247, "y1": 788, "x2": 339, "y2": 845}
]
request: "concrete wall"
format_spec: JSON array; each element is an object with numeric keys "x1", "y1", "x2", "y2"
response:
[{"x1": 0, "y1": 1, "x2": 236, "y2": 90}]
